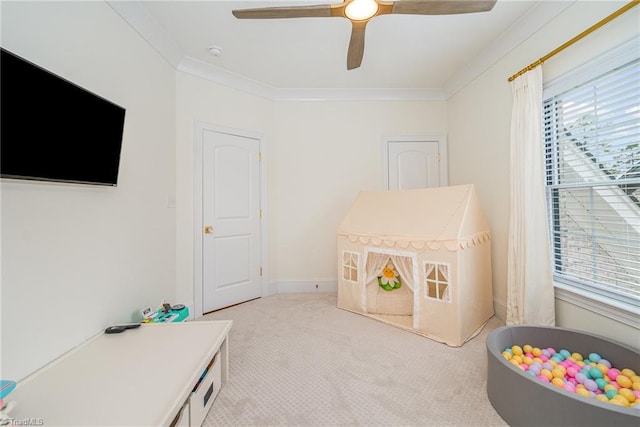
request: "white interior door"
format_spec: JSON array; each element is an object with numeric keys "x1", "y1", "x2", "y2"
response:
[
  {"x1": 202, "y1": 128, "x2": 262, "y2": 313},
  {"x1": 382, "y1": 136, "x2": 447, "y2": 190}
]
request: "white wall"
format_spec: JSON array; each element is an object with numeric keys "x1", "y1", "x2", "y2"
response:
[
  {"x1": 1, "y1": 1, "x2": 176, "y2": 380},
  {"x1": 174, "y1": 73, "x2": 275, "y2": 308},
  {"x1": 447, "y1": 0, "x2": 639, "y2": 348},
  {"x1": 273, "y1": 100, "x2": 446, "y2": 285}
]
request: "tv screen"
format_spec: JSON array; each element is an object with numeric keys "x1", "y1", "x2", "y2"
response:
[{"x1": 1, "y1": 48, "x2": 126, "y2": 186}]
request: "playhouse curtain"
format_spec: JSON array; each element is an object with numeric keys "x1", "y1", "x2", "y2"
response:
[{"x1": 506, "y1": 66, "x2": 556, "y2": 327}]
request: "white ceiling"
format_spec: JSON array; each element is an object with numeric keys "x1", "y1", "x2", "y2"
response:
[{"x1": 109, "y1": 1, "x2": 575, "y2": 96}]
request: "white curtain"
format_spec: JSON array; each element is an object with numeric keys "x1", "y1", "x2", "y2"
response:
[
  {"x1": 506, "y1": 66, "x2": 556, "y2": 326},
  {"x1": 390, "y1": 255, "x2": 415, "y2": 292}
]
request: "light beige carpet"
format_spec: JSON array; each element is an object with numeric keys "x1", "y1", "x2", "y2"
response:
[{"x1": 201, "y1": 292, "x2": 508, "y2": 426}]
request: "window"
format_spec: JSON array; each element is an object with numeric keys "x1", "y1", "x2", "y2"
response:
[
  {"x1": 543, "y1": 44, "x2": 640, "y2": 311},
  {"x1": 424, "y1": 262, "x2": 450, "y2": 302},
  {"x1": 342, "y1": 251, "x2": 359, "y2": 282}
]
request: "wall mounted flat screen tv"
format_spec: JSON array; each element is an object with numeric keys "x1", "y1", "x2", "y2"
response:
[{"x1": 1, "y1": 48, "x2": 126, "y2": 186}]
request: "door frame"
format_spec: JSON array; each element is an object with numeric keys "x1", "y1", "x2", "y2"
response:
[
  {"x1": 380, "y1": 135, "x2": 448, "y2": 190},
  {"x1": 193, "y1": 121, "x2": 268, "y2": 318}
]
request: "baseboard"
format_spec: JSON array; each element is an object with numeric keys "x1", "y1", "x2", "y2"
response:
[
  {"x1": 273, "y1": 279, "x2": 338, "y2": 294},
  {"x1": 493, "y1": 297, "x2": 506, "y2": 322}
]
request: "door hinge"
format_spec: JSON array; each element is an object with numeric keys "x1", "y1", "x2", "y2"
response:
[
  {"x1": 259, "y1": 266, "x2": 263, "y2": 277},
  {"x1": 258, "y1": 152, "x2": 262, "y2": 161},
  {"x1": 437, "y1": 153, "x2": 441, "y2": 161},
  {"x1": 259, "y1": 209, "x2": 263, "y2": 218}
]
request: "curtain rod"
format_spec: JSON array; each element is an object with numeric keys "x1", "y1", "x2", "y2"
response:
[{"x1": 507, "y1": 0, "x2": 639, "y2": 82}]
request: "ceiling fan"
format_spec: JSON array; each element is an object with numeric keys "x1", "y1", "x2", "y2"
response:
[{"x1": 232, "y1": 0, "x2": 497, "y2": 70}]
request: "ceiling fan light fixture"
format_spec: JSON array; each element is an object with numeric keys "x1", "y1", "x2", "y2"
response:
[{"x1": 344, "y1": 0, "x2": 378, "y2": 21}]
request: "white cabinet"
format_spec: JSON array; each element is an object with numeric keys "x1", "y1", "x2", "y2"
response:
[{"x1": 10, "y1": 321, "x2": 232, "y2": 426}]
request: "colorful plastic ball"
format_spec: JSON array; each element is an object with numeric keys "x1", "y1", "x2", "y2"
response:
[
  {"x1": 611, "y1": 394, "x2": 631, "y2": 407},
  {"x1": 595, "y1": 378, "x2": 607, "y2": 391},
  {"x1": 589, "y1": 367, "x2": 603, "y2": 379},
  {"x1": 584, "y1": 379, "x2": 598, "y2": 392},
  {"x1": 504, "y1": 348, "x2": 514, "y2": 356},
  {"x1": 633, "y1": 382, "x2": 640, "y2": 392},
  {"x1": 616, "y1": 375, "x2": 632, "y2": 388},
  {"x1": 571, "y1": 352, "x2": 584, "y2": 362},
  {"x1": 526, "y1": 370, "x2": 537, "y2": 377},
  {"x1": 523, "y1": 344, "x2": 533, "y2": 354},
  {"x1": 537, "y1": 374, "x2": 550, "y2": 383},
  {"x1": 575, "y1": 373, "x2": 588, "y2": 384},
  {"x1": 540, "y1": 369, "x2": 553, "y2": 380},
  {"x1": 618, "y1": 388, "x2": 636, "y2": 403},
  {"x1": 532, "y1": 347, "x2": 542, "y2": 357},
  {"x1": 501, "y1": 351, "x2": 512, "y2": 360},
  {"x1": 596, "y1": 363, "x2": 609, "y2": 376},
  {"x1": 551, "y1": 377, "x2": 565, "y2": 388},
  {"x1": 621, "y1": 368, "x2": 637, "y2": 378},
  {"x1": 588, "y1": 353, "x2": 602, "y2": 363},
  {"x1": 566, "y1": 367, "x2": 578, "y2": 378},
  {"x1": 608, "y1": 368, "x2": 621, "y2": 381},
  {"x1": 606, "y1": 389, "x2": 619, "y2": 400},
  {"x1": 563, "y1": 384, "x2": 576, "y2": 392},
  {"x1": 511, "y1": 345, "x2": 523, "y2": 356},
  {"x1": 599, "y1": 359, "x2": 612, "y2": 369},
  {"x1": 547, "y1": 348, "x2": 556, "y2": 355},
  {"x1": 596, "y1": 394, "x2": 609, "y2": 402},
  {"x1": 542, "y1": 349, "x2": 551, "y2": 358}
]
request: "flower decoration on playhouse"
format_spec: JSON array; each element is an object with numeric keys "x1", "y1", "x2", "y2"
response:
[{"x1": 378, "y1": 263, "x2": 401, "y2": 291}]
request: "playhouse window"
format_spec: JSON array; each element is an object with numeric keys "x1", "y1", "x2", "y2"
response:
[
  {"x1": 343, "y1": 251, "x2": 359, "y2": 282},
  {"x1": 425, "y1": 262, "x2": 450, "y2": 302}
]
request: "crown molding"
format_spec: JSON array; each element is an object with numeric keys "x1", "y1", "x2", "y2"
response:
[
  {"x1": 443, "y1": 0, "x2": 575, "y2": 98},
  {"x1": 108, "y1": 0, "x2": 570, "y2": 102}
]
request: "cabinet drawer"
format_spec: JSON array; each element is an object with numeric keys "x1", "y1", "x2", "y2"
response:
[{"x1": 190, "y1": 351, "x2": 221, "y2": 426}]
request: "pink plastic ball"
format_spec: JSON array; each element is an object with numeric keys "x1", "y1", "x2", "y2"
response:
[
  {"x1": 567, "y1": 367, "x2": 578, "y2": 378},
  {"x1": 537, "y1": 375, "x2": 550, "y2": 383},
  {"x1": 608, "y1": 368, "x2": 621, "y2": 381},
  {"x1": 563, "y1": 384, "x2": 576, "y2": 392}
]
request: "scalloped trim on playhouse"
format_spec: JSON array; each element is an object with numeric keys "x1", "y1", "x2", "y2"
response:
[{"x1": 338, "y1": 230, "x2": 491, "y2": 251}]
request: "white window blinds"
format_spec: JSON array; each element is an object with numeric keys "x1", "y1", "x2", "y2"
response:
[{"x1": 543, "y1": 53, "x2": 640, "y2": 308}]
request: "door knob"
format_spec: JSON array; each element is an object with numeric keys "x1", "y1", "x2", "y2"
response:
[{"x1": 204, "y1": 225, "x2": 214, "y2": 234}]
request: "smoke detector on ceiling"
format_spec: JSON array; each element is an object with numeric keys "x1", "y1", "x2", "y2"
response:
[{"x1": 207, "y1": 46, "x2": 223, "y2": 57}]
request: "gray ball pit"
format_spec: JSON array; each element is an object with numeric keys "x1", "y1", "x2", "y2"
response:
[{"x1": 486, "y1": 325, "x2": 640, "y2": 427}]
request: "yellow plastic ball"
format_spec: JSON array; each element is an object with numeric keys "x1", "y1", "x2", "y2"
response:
[
  {"x1": 632, "y1": 381, "x2": 640, "y2": 391},
  {"x1": 621, "y1": 368, "x2": 636, "y2": 378},
  {"x1": 523, "y1": 356, "x2": 534, "y2": 366},
  {"x1": 596, "y1": 363, "x2": 609, "y2": 376},
  {"x1": 511, "y1": 345, "x2": 523, "y2": 356},
  {"x1": 501, "y1": 351, "x2": 512, "y2": 360},
  {"x1": 618, "y1": 388, "x2": 635, "y2": 403},
  {"x1": 617, "y1": 375, "x2": 632, "y2": 389},
  {"x1": 608, "y1": 399, "x2": 625, "y2": 407},
  {"x1": 512, "y1": 355, "x2": 523, "y2": 364},
  {"x1": 532, "y1": 347, "x2": 542, "y2": 357},
  {"x1": 552, "y1": 368, "x2": 565, "y2": 379},
  {"x1": 630, "y1": 375, "x2": 640, "y2": 383},
  {"x1": 551, "y1": 377, "x2": 565, "y2": 387},
  {"x1": 571, "y1": 352, "x2": 583, "y2": 362},
  {"x1": 595, "y1": 394, "x2": 609, "y2": 402},
  {"x1": 611, "y1": 394, "x2": 630, "y2": 407},
  {"x1": 523, "y1": 344, "x2": 533, "y2": 354},
  {"x1": 604, "y1": 384, "x2": 618, "y2": 392},
  {"x1": 576, "y1": 387, "x2": 590, "y2": 398},
  {"x1": 540, "y1": 369, "x2": 553, "y2": 381}
]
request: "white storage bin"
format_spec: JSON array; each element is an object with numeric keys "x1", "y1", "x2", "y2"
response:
[{"x1": 190, "y1": 350, "x2": 221, "y2": 426}]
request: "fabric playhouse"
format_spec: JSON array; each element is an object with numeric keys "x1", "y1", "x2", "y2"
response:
[{"x1": 336, "y1": 184, "x2": 494, "y2": 346}]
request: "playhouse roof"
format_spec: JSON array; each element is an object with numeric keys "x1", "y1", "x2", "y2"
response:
[{"x1": 337, "y1": 184, "x2": 490, "y2": 250}]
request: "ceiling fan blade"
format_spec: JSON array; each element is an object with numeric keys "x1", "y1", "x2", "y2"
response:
[
  {"x1": 347, "y1": 22, "x2": 367, "y2": 70},
  {"x1": 232, "y1": 4, "x2": 332, "y2": 19},
  {"x1": 391, "y1": 0, "x2": 497, "y2": 15}
]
